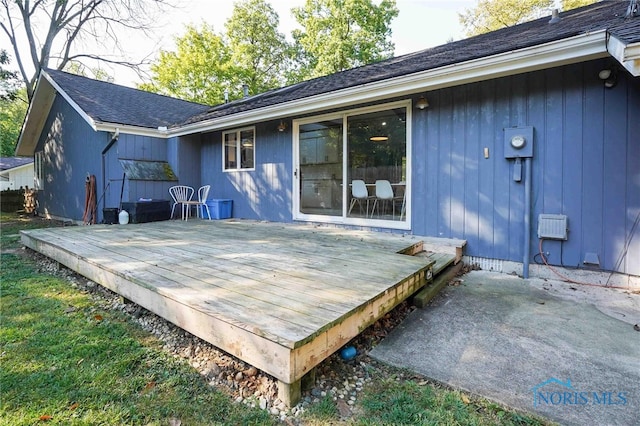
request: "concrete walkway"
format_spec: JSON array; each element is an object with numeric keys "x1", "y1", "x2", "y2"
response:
[{"x1": 369, "y1": 271, "x2": 640, "y2": 426}]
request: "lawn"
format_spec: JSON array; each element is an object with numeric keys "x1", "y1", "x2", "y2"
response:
[{"x1": 0, "y1": 212, "x2": 552, "y2": 425}]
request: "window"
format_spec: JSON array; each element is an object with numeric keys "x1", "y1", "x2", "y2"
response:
[
  {"x1": 223, "y1": 127, "x2": 255, "y2": 171},
  {"x1": 34, "y1": 151, "x2": 44, "y2": 190},
  {"x1": 295, "y1": 100, "x2": 410, "y2": 228}
]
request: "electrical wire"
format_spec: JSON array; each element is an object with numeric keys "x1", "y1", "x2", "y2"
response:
[{"x1": 538, "y1": 238, "x2": 629, "y2": 290}]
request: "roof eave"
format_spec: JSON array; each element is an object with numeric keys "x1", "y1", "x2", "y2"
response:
[
  {"x1": 169, "y1": 31, "x2": 609, "y2": 137},
  {"x1": 0, "y1": 162, "x2": 33, "y2": 177},
  {"x1": 15, "y1": 70, "x2": 98, "y2": 156}
]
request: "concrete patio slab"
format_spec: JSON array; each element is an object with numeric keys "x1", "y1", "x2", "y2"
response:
[{"x1": 370, "y1": 271, "x2": 640, "y2": 426}]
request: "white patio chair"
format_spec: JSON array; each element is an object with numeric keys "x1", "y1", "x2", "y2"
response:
[
  {"x1": 348, "y1": 180, "x2": 374, "y2": 217},
  {"x1": 169, "y1": 185, "x2": 194, "y2": 220},
  {"x1": 195, "y1": 185, "x2": 211, "y2": 219}
]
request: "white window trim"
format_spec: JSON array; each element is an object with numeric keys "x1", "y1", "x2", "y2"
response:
[
  {"x1": 222, "y1": 126, "x2": 256, "y2": 172},
  {"x1": 292, "y1": 99, "x2": 412, "y2": 231},
  {"x1": 34, "y1": 151, "x2": 44, "y2": 190}
]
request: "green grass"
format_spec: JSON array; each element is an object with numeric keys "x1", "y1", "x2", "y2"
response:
[
  {"x1": 354, "y1": 379, "x2": 547, "y2": 425},
  {"x1": 0, "y1": 212, "x2": 59, "y2": 251},
  {"x1": 0, "y1": 248, "x2": 274, "y2": 425}
]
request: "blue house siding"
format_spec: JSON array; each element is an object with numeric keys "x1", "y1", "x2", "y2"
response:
[
  {"x1": 412, "y1": 59, "x2": 639, "y2": 275},
  {"x1": 36, "y1": 95, "x2": 178, "y2": 221},
  {"x1": 170, "y1": 135, "x2": 201, "y2": 190},
  {"x1": 201, "y1": 121, "x2": 293, "y2": 222},
  {"x1": 36, "y1": 96, "x2": 105, "y2": 220}
]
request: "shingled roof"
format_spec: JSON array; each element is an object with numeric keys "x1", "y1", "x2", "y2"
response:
[
  {"x1": 182, "y1": 0, "x2": 640, "y2": 126},
  {"x1": 0, "y1": 157, "x2": 33, "y2": 171},
  {"x1": 43, "y1": 69, "x2": 211, "y2": 129}
]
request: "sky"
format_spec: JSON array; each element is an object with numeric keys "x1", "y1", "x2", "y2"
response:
[{"x1": 3, "y1": 0, "x2": 479, "y2": 88}]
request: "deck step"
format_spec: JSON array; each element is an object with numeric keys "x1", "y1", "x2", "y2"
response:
[{"x1": 412, "y1": 255, "x2": 464, "y2": 308}]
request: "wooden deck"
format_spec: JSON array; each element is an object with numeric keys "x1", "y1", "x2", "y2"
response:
[{"x1": 21, "y1": 219, "x2": 463, "y2": 405}]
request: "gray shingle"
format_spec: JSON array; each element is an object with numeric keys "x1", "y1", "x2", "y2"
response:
[
  {"x1": 44, "y1": 69, "x2": 211, "y2": 129},
  {"x1": 0, "y1": 157, "x2": 33, "y2": 171}
]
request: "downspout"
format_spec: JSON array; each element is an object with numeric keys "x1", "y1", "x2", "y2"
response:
[
  {"x1": 101, "y1": 129, "x2": 120, "y2": 212},
  {"x1": 523, "y1": 157, "x2": 532, "y2": 278}
]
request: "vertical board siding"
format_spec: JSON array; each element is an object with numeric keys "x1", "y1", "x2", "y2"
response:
[
  {"x1": 561, "y1": 64, "x2": 584, "y2": 268},
  {"x1": 625, "y1": 81, "x2": 640, "y2": 275},
  {"x1": 477, "y1": 80, "x2": 497, "y2": 258},
  {"x1": 602, "y1": 72, "x2": 631, "y2": 273},
  {"x1": 580, "y1": 61, "x2": 605, "y2": 271},
  {"x1": 412, "y1": 59, "x2": 640, "y2": 276},
  {"x1": 116, "y1": 134, "x2": 174, "y2": 203},
  {"x1": 37, "y1": 96, "x2": 103, "y2": 220},
  {"x1": 200, "y1": 121, "x2": 292, "y2": 222}
]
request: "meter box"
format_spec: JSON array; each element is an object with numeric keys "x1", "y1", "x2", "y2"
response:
[{"x1": 504, "y1": 126, "x2": 534, "y2": 158}]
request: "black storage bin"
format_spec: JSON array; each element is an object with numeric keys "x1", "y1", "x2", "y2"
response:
[
  {"x1": 120, "y1": 199, "x2": 171, "y2": 224},
  {"x1": 103, "y1": 208, "x2": 119, "y2": 224}
]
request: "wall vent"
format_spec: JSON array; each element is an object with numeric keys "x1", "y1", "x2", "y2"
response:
[
  {"x1": 465, "y1": 256, "x2": 504, "y2": 272},
  {"x1": 537, "y1": 214, "x2": 568, "y2": 240}
]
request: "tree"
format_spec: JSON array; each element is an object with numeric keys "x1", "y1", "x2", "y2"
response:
[
  {"x1": 225, "y1": 0, "x2": 290, "y2": 97},
  {"x1": 291, "y1": 0, "x2": 399, "y2": 80},
  {"x1": 459, "y1": 0, "x2": 597, "y2": 37},
  {"x1": 1, "y1": 49, "x2": 26, "y2": 156},
  {"x1": 140, "y1": 0, "x2": 291, "y2": 104},
  {"x1": 138, "y1": 24, "x2": 233, "y2": 105},
  {"x1": 1, "y1": 49, "x2": 20, "y2": 101},
  {"x1": 1, "y1": 0, "x2": 175, "y2": 102}
]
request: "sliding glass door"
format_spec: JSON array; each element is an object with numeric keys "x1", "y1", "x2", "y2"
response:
[
  {"x1": 294, "y1": 101, "x2": 410, "y2": 228},
  {"x1": 298, "y1": 118, "x2": 343, "y2": 216}
]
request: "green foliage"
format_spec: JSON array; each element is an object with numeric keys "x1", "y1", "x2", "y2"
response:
[
  {"x1": 0, "y1": 87, "x2": 28, "y2": 156},
  {"x1": 459, "y1": 0, "x2": 597, "y2": 37},
  {"x1": 138, "y1": 24, "x2": 232, "y2": 105},
  {"x1": 291, "y1": 0, "x2": 398, "y2": 80},
  {"x1": 225, "y1": 0, "x2": 290, "y2": 98},
  {"x1": 140, "y1": 0, "x2": 290, "y2": 104},
  {"x1": 0, "y1": 49, "x2": 20, "y2": 101},
  {"x1": 141, "y1": 0, "x2": 400, "y2": 102}
]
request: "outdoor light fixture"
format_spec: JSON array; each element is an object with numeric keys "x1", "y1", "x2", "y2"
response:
[
  {"x1": 277, "y1": 120, "x2": 287, "y2": 132},
  {"x1": 415, "y1": 95, "x2": 429, "y2": 110},
  {"x1": 599, "y1": 68, "x2": 617, "y2": 88},
  {"x1": 370, "y1": 136, "x2": 389, "y2": 142}
]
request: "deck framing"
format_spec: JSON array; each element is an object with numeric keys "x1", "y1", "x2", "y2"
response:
[{"x1": 21, "y1": 220, "x2": 462, "y2": 405}]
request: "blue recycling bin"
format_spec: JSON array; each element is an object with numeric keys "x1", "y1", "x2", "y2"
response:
[{"x1": 200, "y1": 199, "x2": 233, "y2": 219}]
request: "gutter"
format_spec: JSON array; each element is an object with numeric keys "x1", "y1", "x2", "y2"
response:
[
  {"x1": 169, "y1": 31, "x2": 608, "y2": 137},
  {"x1": 607, "y1": 34, "x2": 640, "y2": 76},
  {"x1": 32, "y1": 30, "x2": 613, "y2": 142}
]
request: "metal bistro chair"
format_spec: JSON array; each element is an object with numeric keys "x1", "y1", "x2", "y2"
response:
[
  {"x1": 178, "y1": 185, "x2": 212, "y2": 221},
  {"x1": 169, "y1": 185, "x2": 194, "y2": 220},
  {"x1": 195, "y1": 185, "x2": 211, "y2": 220},
  {"x1": 348, "y1": 180, "x2": 374, "y2": 217}
]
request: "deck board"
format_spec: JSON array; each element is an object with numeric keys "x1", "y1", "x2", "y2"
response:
[{"x1": 21, "y1": 219, "x2": 462, "y2": 405}]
